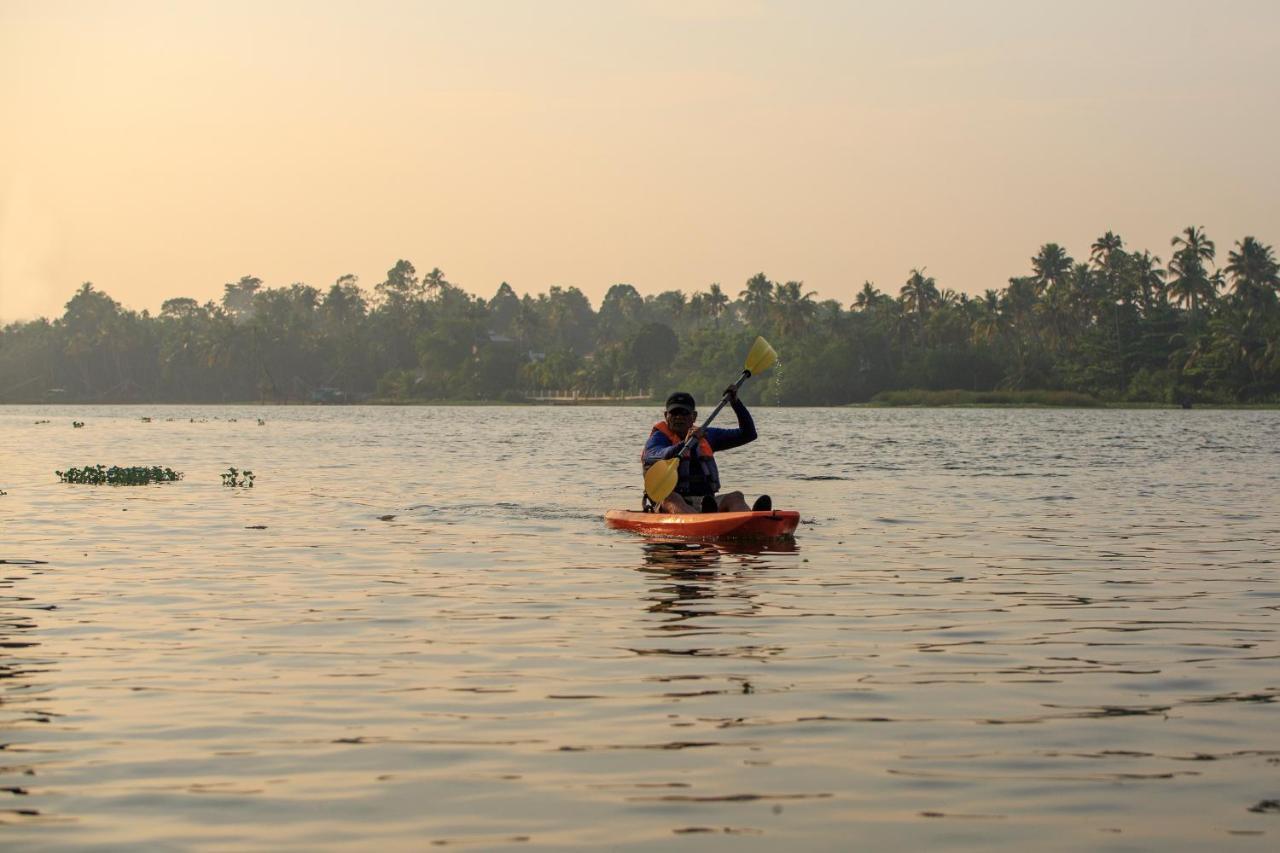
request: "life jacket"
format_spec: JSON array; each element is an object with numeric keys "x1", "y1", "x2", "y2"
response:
[{"x1": 644, "y1": 421, "x2": 720, "y2": 496}]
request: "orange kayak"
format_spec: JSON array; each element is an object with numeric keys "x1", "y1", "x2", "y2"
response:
[{"x1": 605, "y1": 509, "x2": 800, "y2": 539}]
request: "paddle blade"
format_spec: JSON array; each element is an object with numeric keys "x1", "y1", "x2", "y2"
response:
[
  {"x1": 644, "y1": 458, "x2": 679, "y2": 505},
  {"x1": 744, "y1": 336, "x2": 777, "y2": 376}
]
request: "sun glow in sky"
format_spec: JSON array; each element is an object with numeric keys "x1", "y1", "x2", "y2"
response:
[{"x1": 2, "y1": 0, "x2": 1278, "y2": 321}]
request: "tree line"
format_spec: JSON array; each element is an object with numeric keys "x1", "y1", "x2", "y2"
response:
[{"x1": 1, "y1": 226, "x2": 1276, "y2": 405}]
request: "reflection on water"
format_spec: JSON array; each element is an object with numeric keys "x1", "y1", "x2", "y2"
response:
[
  {"x1": 640, "y1": 537, "x2": 800, "y2": 569},
  {"x1": 0, "y1": 559, "x2": 50, "y2": 825},
  {"x1": 640, "y1": 540, "x2": 798, "y2": 622},
  {"x1": 639, "y1": 540, "x2": 801, "y2": 627},
  {"x1": 641, "y1": 541, "x2": 759, "y2": 628},
  {"x1": 0, "y1": 405, "x2": 1278, "y2": 849}
]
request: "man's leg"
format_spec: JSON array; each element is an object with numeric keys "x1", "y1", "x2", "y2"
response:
[
  {"x1": 716, "y1": 491, "x2": 750, "y2": 512},
  {"x1": 660, "y1": 493, "x2": 697, "y2": 514}
]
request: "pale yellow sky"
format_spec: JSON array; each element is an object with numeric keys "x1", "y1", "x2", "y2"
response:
[{"x1": 2, "y1": 0, "x2": 1278, "y2": 321}]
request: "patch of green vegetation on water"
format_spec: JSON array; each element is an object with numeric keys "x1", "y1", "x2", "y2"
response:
[
  {"x1": 221, "y1": 467, "x2": 255, "y2": 488},
  {"x1": 57, "y1": 465, "x2": 184, "y2": 485}
]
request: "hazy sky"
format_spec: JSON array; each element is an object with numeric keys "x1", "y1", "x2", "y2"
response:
[{"x1": 2, "y1": 0, "x2": 1278, "y2": 322}]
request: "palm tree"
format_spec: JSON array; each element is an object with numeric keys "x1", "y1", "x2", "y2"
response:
[
  {"x1": 899, "y1": 268, "x2": 938, "y2": 319},
  {"x1": 1031, "y1": 244, "x2": 1073, "y2": 294},
  {"x1": 971, "y1": 289, "x2": 1003, "y2": 345},
  {"x1": 1081, "y1": 254, "x2": 1131, "y2": 390},
  {"x1": 1168, "y1": 226, "x2": 1218, "y2": 320},
  {"x1": 1090, "y1": 231, "x2": 1137, "y2": 307},
  {"x1": 938, "y1": 288, "x2": 963, "y2": 308},
  {"x1": 773, "y1": 280, "x2": 818, "y2": 337},
  {"x1": 1001, "y1": 276, "x2": 1043, "y2": 386},
  {"x1": 1130, "y1": 251, "x2": 1167, "y2": 314},
  {"x1": 1029, "y1": 244, "x2": 1077, "y2": 347},
  {"x1": 739, "y1": 273, "x2": 774, "y2": 328},
  {"x1": 1172, "y1": 225, "x2": 1216, "y2": 265},
  {"x1": 1224, "y1": 236, "x2": 1279, "y2": 310},
  {"x1": 853, "y1": 281, "x2": 882, "y2": 311},
  {"x1": 705, "y1": 283, "x2": 729, "y2": 327},
  {"x1": 423, "y1": 267, "x2": 450, "y2": 299},
  {"x1": 1089, "y1": 231, "x2": 1124, "y2": 268}
]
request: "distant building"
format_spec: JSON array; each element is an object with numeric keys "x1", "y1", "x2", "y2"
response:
[{"x1": 310, "y1": 387, "x2": 347, "y2": 404}]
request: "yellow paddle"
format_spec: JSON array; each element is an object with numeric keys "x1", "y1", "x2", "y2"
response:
[{"x1": 643, "y1": 336, "x2": 778, "y2": 506}]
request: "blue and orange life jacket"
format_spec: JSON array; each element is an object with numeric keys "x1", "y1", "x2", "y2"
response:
[{"x1": 644, "y1": 421, "x2": 720, "y2": 496}]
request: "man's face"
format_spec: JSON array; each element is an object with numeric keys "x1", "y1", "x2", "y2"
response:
[{"x1": 664, "y1": 405, "x2": 695, "y2": 437}]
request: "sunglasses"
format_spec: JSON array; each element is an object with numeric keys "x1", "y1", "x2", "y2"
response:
[{"x1": 666, "y1": 407, "x2": 693, "y2": 416}]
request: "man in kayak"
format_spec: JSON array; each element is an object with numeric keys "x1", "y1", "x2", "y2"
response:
[{"x1": 642, "y1": 389, "x2": 771, "y2": 514}]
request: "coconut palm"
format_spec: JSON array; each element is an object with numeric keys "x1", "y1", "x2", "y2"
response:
[
  {"x1": 1130, "y1": 251, "x2": 1167, "y2": 314},
  {"x1": 1090, "y1": 231, "x2": 1137, "y2": 308},
  {"x1": 1000, "y1": 276, "x2": 1042, "y2": 387},
  {"x1": 773, "y1": 280, "x2": 818, "y2": 337},
  {"x1": 971, "y1": 289, "x2": 1003, "y2": 345},
  {"x1": 1089, "y1": 231, "x2": 1125, "y2": 268},
  {"x1": 1168, "y1": 226, "x2": 1218, "y2": 320},
  {"x1": 1224, "y1": 236, "x2": 1279, "y2": 309},
  {"x1": 899, "y1": 268, "x2": 939, "y2": 320},
  {"x1": 1172, "y1": 225, "x2": 1216, "y2": 265},
  {"x1": 739, "y1": 273, "x2": 774, "y2": 328},
  {"x1": 1029, "y1": 244, "x2": 1077, "y2": 348},
  {"x1": 853, "y1": 281, "x2": 883, "y2": 311},
  {"x1": 422, "y1": 267, "x2": 450, "y2": 299},
  {"x1": 1031, "y1": 244, "x2": 1073, "y2": 294},
  {"x1": 705, "y1": 283, "x2": 729, "y2": 327}
]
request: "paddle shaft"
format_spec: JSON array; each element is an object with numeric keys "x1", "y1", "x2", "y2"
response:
[{"x1": 675, "y1": 369, "x2": 751, "y2": 456}]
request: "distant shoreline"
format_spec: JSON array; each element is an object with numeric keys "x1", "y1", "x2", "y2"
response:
[{"x1": 4, "y1": 399, "x2": 1277, "y2": 410}]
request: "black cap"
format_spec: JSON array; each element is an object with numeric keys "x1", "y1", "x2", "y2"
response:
[{"x1": 665, "y1": 391, "x2": 696, "y2": 411}]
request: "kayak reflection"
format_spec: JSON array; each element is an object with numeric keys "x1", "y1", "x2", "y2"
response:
[
  {"x1": 636, "y1": 538, "x2": 801, "y2": 628},
  {"x1": 639, "y1": 537, "x2": 799, "y2": 568}
]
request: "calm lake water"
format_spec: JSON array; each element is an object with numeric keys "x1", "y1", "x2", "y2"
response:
[{"x1": 1, "y1": 405, "x2": 1278, "y2": 850}]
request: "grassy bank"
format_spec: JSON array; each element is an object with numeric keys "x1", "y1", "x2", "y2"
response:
[{"x1": 870, "y1": 389, "x2": 1107, "y2": 407}]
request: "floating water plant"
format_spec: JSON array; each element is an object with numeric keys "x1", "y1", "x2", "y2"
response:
[
  {"x1": 140, "y1": 416, "x2": 152, "y2": 422},
  {"x1": 221, "y1": 467, "x2": 255, "y2": 488},
  {"x1": 56, "y1": 465, "x2": 183, "y2": 485}
]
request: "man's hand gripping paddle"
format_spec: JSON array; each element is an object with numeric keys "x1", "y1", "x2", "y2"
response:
[{"x1": 643, "y1": 336, "x2": 778, "y2": 507}]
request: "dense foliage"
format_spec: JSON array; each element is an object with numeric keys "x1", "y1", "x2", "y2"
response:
[{"x1": 2, "y1": 228, "x2": 1277, "y2": 405}]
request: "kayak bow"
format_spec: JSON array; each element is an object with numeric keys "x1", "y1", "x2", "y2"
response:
[{"x1": 605, "y1": 509, "x2": 799, "y2": 540}]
